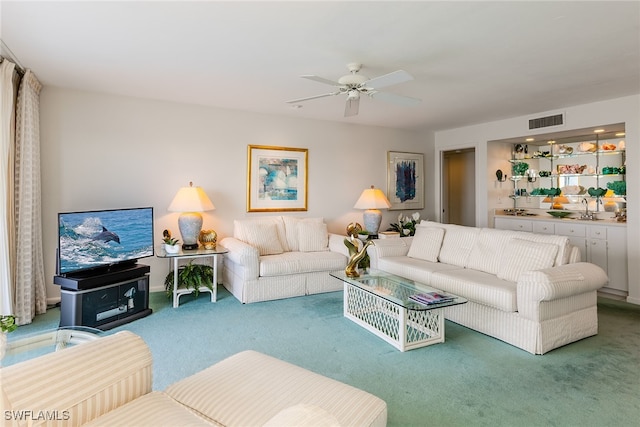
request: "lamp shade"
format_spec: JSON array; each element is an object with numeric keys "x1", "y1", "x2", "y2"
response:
[
  {"x1": 353, "y1": 186, "x2": 391, "y2": 210},
  {"x1": 168, "y1": 182, "x2": 215, "y2": 213}
]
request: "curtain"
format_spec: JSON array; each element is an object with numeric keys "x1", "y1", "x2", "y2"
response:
[
  {"x1": 0, "y1": 59, "x2": 16, "y2": 318},
  {"x1": 14, "y1": 70, "x2": 46, "y2": 324}
]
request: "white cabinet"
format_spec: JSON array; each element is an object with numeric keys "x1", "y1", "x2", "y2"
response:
[
  {"x1": 494, "y1": 217, "x2": 532, "y2": 232},
  {"x1": 532, "y1": 221, "x2": 555, "y2": 235},
  {"x1": 599, "y1": 226, "x2": 628, "y2": 293},
  {"x1": 494, "y1": 216, "x2": 627, "y2": 293}
]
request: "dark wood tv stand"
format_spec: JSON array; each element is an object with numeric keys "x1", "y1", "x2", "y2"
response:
[{"x1": 54, "y1": 264, "x2": 152, "y2": 330}]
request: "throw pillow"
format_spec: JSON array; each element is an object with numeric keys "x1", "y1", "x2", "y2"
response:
[
  {"x1": 298, "y1": 221, "x2": 329, "y2": 252},
  {"x1": 243, "y1": 222, "x2": 284, "y2": 256},
  {"x1": 234, "y1": 217, "x2": 289, "y2": 252},
  {"x1": 497, "y1": 238, "x2": 559, "y2": 282},
  {"x1": 282, "y1": 216, "x2": 323, "y2": 251},
  {"x1": 407, "y1": 226, "x2": 445, "y2": 262}
]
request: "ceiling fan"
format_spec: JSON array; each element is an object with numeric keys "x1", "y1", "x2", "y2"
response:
[{"x1": 286, "y1": 63, "x2": 421, "y2": 117}]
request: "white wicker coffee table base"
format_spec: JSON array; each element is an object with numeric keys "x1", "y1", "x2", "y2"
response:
[{"x1": 343, "y1": 282, "x2": 445, "y2": 352}]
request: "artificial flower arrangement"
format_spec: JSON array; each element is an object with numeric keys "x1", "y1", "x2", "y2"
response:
[{"x1": 388, "y1": 212, "x2": 420, "y2": 236}]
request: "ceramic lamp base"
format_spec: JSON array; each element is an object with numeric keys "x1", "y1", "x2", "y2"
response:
[
  {"x1": 178, "y1": 212, "x2": 203, "y2": 250},
  {"x1": 362, "y1": 209, "x2": 382, "y2": 235}
]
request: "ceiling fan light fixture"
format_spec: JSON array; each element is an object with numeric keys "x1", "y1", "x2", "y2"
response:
[
  {"x1": 338, "y1": 74, "x2": 368, "y2": 86},
  {"x1": 347, "y1": 90, "x2": 360, "y2": 100}
]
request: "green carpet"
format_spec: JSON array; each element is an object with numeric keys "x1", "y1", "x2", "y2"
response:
[{"x1": 7, "y1": 288, "x2": 640, "y2": 426}]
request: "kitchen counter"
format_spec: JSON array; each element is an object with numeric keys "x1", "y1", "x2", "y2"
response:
[{"x1": 494, "y1": 209, "x2": 627, "y2": 227}]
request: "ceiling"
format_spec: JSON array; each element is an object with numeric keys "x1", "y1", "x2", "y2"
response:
[{"x1": 2, "y1": 1, "x2": 639, "y2": 132}]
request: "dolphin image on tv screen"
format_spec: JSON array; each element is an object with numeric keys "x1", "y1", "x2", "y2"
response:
[{"x1": 93, "y1": 226, "x2": 121, "y2": 244}]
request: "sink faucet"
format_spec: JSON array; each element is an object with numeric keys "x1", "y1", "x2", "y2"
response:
[{"x1": 580, "y1": 198, "x2": 595, "y2": 220}]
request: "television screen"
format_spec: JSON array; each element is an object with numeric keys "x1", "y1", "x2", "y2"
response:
[{"x1": 58, "y1": 207, "x2": 154, "y2": 276}]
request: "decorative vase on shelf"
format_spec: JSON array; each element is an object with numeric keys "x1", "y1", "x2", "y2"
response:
[
  {"x1": 165, "y1": 244, "x2": 180, "y2": 254},
  {"x1": 199, "y1": 229, "x2": 217, "y2": 249}
]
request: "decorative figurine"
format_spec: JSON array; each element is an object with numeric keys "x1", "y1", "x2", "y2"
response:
[{"x1": 345, "y1": 240, "x2": 375, "y2": 278}]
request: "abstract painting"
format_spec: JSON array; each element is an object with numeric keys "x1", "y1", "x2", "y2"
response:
[
  {"x1": 387, "y1": 151, "x2": 424, "y2": 210},
  {"x1": 247, "y1": 145, "x2": 308, "y2": 212}
]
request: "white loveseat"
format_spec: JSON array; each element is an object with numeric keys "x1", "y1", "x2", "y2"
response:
[
  {"x1": 367, "y1": 221, "x2": 609, "y2": 354},
  {"x1": 221, "y1": 216, "x2": 349, "y2": 303}
]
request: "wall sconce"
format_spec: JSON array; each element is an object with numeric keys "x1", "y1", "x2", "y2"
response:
[
  {"x1": 168, "y1": 182, "x2": 215, "y2": 250},
  {"x1": 353, "y1": 185, "x2": 391, "y2": 235}
]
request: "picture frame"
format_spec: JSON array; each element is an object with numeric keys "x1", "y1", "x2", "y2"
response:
[
  {"x1": 387, "y1": 151, "x2": 424, "y2": 210},
  {"x1": 247, "y1": 145, "x2": 308, "y2": 212}
]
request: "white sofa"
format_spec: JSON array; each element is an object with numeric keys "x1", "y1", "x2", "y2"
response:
[
  {"x1": 367, "y1": 221, "x2": 609, "y2": 354},
  {"x1": 221, "y1": 216, "x2": 349, "y2": 303},
  {"x1": 2, "y1": 331, "x2": 387, "y2": 427}
]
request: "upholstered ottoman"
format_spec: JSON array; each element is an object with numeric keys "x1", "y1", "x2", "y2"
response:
[{"x1": 2, "y1": 331, "x2": 387, "y2": 426}]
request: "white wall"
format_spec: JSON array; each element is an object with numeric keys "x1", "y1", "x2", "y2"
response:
[
  {"x1": 40, "y1": 88, "x2": 432, "y2": 299},
  {"x1": 434, "y1": 95, "x2": 640, "y2": 305}
]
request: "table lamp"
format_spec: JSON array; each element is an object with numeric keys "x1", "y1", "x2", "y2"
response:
[
  {"x1": 353, "y1": 185, "x2": 391, "y2": 235},
  {"x1": 168, "y1": 182, "x2": 215, "y2": 250}
]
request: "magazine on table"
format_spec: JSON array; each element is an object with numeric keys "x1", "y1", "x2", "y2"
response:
[{"x1": 409, "y1": 291, "x2": 455, "y2": 305}]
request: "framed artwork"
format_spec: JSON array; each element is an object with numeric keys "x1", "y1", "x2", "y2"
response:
[
  {"x1": 386, "y1": 151, "x2": 424, "y2": 210},
  {"x1": 247, "y1": 145, "x2": 308, "y2": 212}
]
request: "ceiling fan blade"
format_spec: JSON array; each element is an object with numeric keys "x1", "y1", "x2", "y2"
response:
[
  {"x1": 344, "y1": 97, "x2": 360, "y2": 117},
  {"x1": 370, "y1": 91, "x2": 421, "y2": 106},
  {"x1": 301, "y1": 75, "x2": 342, "y2": 87},
  {"x1": 286, "y1": 92, "x2": 340, "y2": 104},
  {"x1": 364, "y1": 70, "x2": 413, "y2": 89}
]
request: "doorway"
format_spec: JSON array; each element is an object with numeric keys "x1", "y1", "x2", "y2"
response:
[{"x1": 442, "y1": 148, "x2": 476, "y2": 226}]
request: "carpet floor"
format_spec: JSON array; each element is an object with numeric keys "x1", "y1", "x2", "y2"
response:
[{"x1": 6, "y1": 287, "x2": 640, "y2": 427}]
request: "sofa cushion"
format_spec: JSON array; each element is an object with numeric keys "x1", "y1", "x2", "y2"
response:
[
  {"x1": 244, "y1": 222, "x2": 285, "y2": 256},
  {"x1": 235, "y1": 217, "x2": 289, "y2": 252},
  {"x1": 282, "y1": 216, "x2": 324, "y2": 252},
  {"x1": 407, "y1": 226, "x2": 444, "y2": 262},
  {"x1": 260, "y1": 251, "x2": 346, "y2": 277},
  {"x1": 512, "y1": 231, "x2": 570, "y2": 266},
  {"x1": 431, "y1": 268, "x2": 518, "y2": 312},
  {"x1": 466, "y1": 228, "x2": 517, "y2": 275},
  {"x1": 263, "y1": 403, "x2": 341, "y2": 427},
  {"x1": 497, "y1": 238, "x2": 559, "y2": 282},
  {"x1": 435, "y1": 223, "x2": 480, "y2": 267},
  {"x1": 298, "y1": 221, "x2": 329, "y2": 252},
  {"x1": 83, "y1": 392, "x2": 218, "y2": 427},
  {"x1": 377, "y1": 256, "x2": 460, "y2": 285}
]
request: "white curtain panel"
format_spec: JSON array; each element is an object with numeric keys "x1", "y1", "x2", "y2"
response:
[
  {"x1": 14, "y1": 70, "x2": 46, "y2": 324},
  {"x1": 0, "y1": 59, "x2": 16, "y2": 317}
]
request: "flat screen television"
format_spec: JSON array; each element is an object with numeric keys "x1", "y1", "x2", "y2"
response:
[{"x1": 57, "y1": 207, "x2": 154, "y2": 277}]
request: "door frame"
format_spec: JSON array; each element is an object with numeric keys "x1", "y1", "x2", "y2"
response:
[{"x1": 435, "y1": 143, "x2": 482, "y2": 225}]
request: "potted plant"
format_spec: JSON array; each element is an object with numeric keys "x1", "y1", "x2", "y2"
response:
[
  {"x1": 162, "y1": 229, "x2": 180, "y2": 254},
  {"x1": 164, "y1": 261, "x2": 213, "y2": 298},
  {"x1": 357, "y1": 230, "x2": 370, "y2": 241},
  {"x1": 1, "y1": 315, "x2": 17, "y2": 359},
  {"x1": 388, "y1": 212, "x2": 420, "y2": 236}
]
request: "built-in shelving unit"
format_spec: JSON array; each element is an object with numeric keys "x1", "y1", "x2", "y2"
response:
[{"x1": 505, "y1": 129, "x2": 626, "y2": 213}]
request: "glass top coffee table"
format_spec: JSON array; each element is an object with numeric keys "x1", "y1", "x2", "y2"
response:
[
  {"x1": 330, "y1": 270, "x2": 467, "y2": 351},
  {"x1": 2, "y1": 326, "x2": 103, "y2": 367}
]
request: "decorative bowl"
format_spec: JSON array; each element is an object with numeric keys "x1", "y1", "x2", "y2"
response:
[{"x1": 547, "y1": 211, "x2": 573, "y2": 218}]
